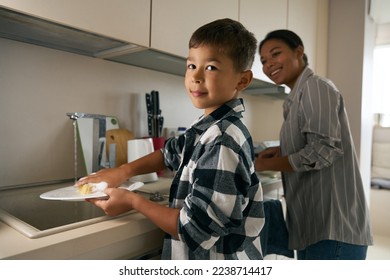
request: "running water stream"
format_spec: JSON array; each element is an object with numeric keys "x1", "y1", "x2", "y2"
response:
[{"x1": 73, "y1": 119, "x2": 78, "y2": 184}]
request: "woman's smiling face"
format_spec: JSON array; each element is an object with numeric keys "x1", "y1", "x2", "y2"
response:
[
  {"x1": 260, "y1": 39, "x2": 304, "y2": 89},
  {"x1": 185, "y1": 44, "x2": 248, "y2": 115}
]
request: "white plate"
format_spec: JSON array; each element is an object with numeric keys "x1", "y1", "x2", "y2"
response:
[{"x1": 40, "y1": 181, "x2": 144, "y2": 201}]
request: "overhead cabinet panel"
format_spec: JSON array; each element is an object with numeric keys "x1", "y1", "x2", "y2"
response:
[
  {"x1": 151, "y1": 0, "x2": 239, "y2": 57},
  {"x1": 239, "y1": 0, "x2": 328, "y2": 95},
  {"x1": 0, "y1": 0, "x2": 291, "y2": 96},
  {"x1": 288, "y1": 0, "x2": 318, "y2": 72},
  {"x1": 0, "y1": 8, "x2": 134, "y2": 57},
  {"x1": 239, "y1": 0, "x2": 288, "y2": 82},
  {"x1": 0, "y1": 0, "x2": 151, "y2": 46}
]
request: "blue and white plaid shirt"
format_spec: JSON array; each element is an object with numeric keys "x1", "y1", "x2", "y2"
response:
[{"x1": 161, "y1": 98, "x2": 264, "y2": 259}]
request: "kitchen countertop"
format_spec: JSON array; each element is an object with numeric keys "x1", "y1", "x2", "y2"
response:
[
  {"x1": 257, "y1": 171, "x2": 283, "y2": 199},
  {"x1": 0, "y1": 174, "x2": 282, "y2": 260}
]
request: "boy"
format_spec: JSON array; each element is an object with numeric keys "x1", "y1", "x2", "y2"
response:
[{"x1": 78, "y1": 18, "x2": 264, "y2": 260}]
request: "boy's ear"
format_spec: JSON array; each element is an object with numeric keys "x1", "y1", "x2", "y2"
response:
[{"x1": 236, "y1": 70, "x2": 253, "y2": 91}]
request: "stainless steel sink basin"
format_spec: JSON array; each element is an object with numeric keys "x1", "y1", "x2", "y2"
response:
[
  {"x1": 0, "y1": 181, "x2": 114, "y2": 238},
  {"x1": 0, "y1": 179, "x2": 170, "y2": 239}
]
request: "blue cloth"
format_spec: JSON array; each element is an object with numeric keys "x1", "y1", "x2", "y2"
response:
[{"x1": 260, "y1": 199, "x2": 294, "y2": 258}]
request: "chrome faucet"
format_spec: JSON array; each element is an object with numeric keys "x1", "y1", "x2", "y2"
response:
[{"x1": 67, "y1": 112, "x2": 107, "y2": 173}]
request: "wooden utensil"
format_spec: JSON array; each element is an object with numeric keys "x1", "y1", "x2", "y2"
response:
[{"x1": 105, "y1": 129, "x2": 134, "y2": 167}]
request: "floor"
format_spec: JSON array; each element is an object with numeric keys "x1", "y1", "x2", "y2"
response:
[
  {"x1": 368, "y1": 188, "x2": 390, "y2": 260},
  {"x1": 367, "y1": 235, "x2": 390, "y2": 260}
]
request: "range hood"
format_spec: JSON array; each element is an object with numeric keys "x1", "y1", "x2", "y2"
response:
[
  {"x1": 0, "y1": 7, "x2": 143, "y2": 57},
  {"x1": 0, "y1": 7, "x2": 285, "y2": 96}
]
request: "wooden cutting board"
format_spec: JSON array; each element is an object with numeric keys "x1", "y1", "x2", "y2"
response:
[{"x1": 106, "y1": 129, "x2": 134, "y2": 167}]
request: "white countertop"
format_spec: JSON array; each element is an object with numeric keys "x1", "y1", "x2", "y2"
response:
[{"x1": 257, "y1": 171, "x2": 283, "y2": 199}]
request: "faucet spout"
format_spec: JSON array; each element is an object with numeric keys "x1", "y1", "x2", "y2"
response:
[
  {"x1": 66, "y1": 112, "x2": 106, "y2": 120},
  {"x1": 66, "y1": 112, "x2": 108, "y2": 173},
  {"x1": 66, "y1": 112, "x2": 82, "y2": 120}
]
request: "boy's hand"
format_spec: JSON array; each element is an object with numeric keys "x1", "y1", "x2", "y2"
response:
[
  {"x1": 86, "y1": 188, "x2": 136, "y2": 216},
  {"x1": 75, "y1": 167, "x2": 127, "y2": 189}
]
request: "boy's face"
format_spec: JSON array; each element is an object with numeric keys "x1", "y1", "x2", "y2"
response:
[{"x1": 185, "y1": 45, "x2": 251, "y2": 115}]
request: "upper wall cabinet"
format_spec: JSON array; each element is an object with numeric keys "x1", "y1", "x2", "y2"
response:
[
  {"x1": 151, "y1": 0, "x2": 238, "y2": 57},
  {"x1": 0, "y1": 0, "x2": 327, "y2": 95},
  {"x1": 240, "y1": 0, "x2": 328, "y2": 81},
  {"x1": 0, "y1": 0, "x2": 151, "y2": 47},
  {"x1": 288, "y1": 0, "x2": 322, "y2": 74},
  {"x1": 239, "y1": 0, "x2": 288, "y2": 83}
]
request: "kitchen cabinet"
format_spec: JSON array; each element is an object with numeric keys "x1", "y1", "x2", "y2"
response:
[
  {"x1": 240, "y1": 0, "x2": 328, "y2": 80},
  {"x1": 288, "y1": 0, "x2": 323, "y2": 74},
  {"x1": 0, "y1": 0, "x2": 326, "y2": 95},
  {"x1": 0, "y1": 0, "x2": 150, "y2": 46},
  {"x1": 151, "y1": 0, "x2": 239, "y2": 57},
  {"x1": 239, "y1": 0, "x2": 288, "y2": 82}
]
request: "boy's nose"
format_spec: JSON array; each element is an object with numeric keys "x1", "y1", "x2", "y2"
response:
[{"x1": 191, "y1": 70, "x2": 203, "y2": 83}]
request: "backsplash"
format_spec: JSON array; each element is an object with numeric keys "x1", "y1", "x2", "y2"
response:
[
  {"x1": 0, "y1": 37, "x2": 283, "y2": 187},
  {"x1": 0, "y1": 38, "x2": 197, "y2": 187}
]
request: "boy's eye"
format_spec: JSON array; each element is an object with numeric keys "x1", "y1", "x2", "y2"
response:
[
  {"x1": 206, "y1": 65, "x2": 217, "y2": 71},
  {"x1": 187, "y1": 64, "x2": 196, "y2": 70}
]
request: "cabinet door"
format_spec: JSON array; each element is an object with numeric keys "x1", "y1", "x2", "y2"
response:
[
  {"x1": 0, "y1": 0, "x2": 150, "y2": 46},
  {"x1": 151, "y1": 0, "x2": 238, "y2": 57},
  {"x1": 239, "y1": 0, "x2": 288, "y2": 81},
  {"x1": 288, "y1": 0, "x2": 328, "y2": 76},
  {"x1": 288, "y1": 0, "x2": 318, "y2": 72}
]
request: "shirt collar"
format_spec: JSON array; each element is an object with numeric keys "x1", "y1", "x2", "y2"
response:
[
  {"x1": 190, "y1": 98, "x2": 245, "y2": 135},
  {"x1": 291, "y1": 67, "x2": 313, "y2": 92}
]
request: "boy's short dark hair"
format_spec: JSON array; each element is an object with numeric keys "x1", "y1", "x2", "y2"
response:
[{"x1": 189, "y1": 18, "x2": 257, "y2": 72}]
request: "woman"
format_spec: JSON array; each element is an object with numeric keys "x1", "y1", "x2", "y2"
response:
[{"x1": 256, "y1": 29, "x2": 373, "y2": 259}]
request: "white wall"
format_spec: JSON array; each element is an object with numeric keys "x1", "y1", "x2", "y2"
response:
[
  {"x1": 242, "y1": 95, "x2": 284, "y2": 142},
  {"x1": 0, "y1": 37, "x2": 284, "y2": 187},
  {"x1": 328, "y1": 0, "x2": 375, "y2": 198},
  {"x1": 376, "y1": 23, "x2": 390, "y2": 45},
  {"x1": 370, "y1": 188, "x2": 390, "y2": 236},
  {"x1": 0, "y1": 38, "x2": 200, "y2": 187}
]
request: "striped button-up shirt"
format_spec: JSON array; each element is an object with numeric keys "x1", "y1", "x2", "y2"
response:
[
  {"x1": 281, "y1": 67, "x2": 373, "y2": 250},
  {"x1": 161, "y1": 98, "x2": 264, "y2": 259}
]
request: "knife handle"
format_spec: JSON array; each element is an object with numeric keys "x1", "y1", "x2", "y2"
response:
[
  {"x1": 158, "y1": 116, "x2": 164, "y2": 137},
  {"x1": 145, "y1": 93, "x2": 152, "y2": 115},
  {"x1": 148, "y1": 115, "x2": 153, "y2": 137},
  {"x1": 151, "y1": 90, "x2": 159, "y2": 115}
]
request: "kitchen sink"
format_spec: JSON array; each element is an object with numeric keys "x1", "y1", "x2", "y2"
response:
[
  {"x1": 0, "y1": 179, "x2": 170, "y2": 239},
  {"x1": 0, "y1": 181, "x2": 115, "y2": 239}
]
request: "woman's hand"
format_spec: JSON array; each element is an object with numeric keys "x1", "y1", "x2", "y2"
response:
[
  {"x1": 258, "y1": 146, "x2": 281, "y2": 159},
  {"x1": 75, "y1": 166, "x2": 128, "y2": 189},
  {"x1": 255, "y1": 146, "x2": 293, "y2": 172},
  {"x1": 255, "y1": 147, "x2": 280, "y2": 172}
]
